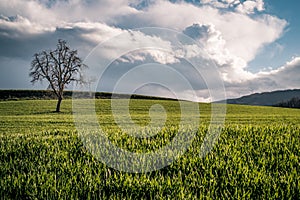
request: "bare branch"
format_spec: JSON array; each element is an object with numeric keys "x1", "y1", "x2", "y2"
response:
[{"x1": 29, "y1": 39, "x2": 88, "y2": 112}]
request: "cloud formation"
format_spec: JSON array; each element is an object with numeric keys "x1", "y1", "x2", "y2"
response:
[
  {"x1": 202, "y1": 0, "x2": 265, "y2": 14},
  {"x1": 0, "y1": 0, "x2": 296, "y2": 101}
]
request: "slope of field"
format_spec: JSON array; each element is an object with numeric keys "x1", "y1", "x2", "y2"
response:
[{"x1": 0, "y1": 99, "x2": 299, "y2": 199}]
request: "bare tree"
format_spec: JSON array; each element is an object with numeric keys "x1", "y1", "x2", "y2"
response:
[{"x1": 30, "y1": 39, "x2": 87, "y2": 112}]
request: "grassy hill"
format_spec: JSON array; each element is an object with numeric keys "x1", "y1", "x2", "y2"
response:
[{"x1": 0, "y1": 99, "x2": 299, "y2": 199}]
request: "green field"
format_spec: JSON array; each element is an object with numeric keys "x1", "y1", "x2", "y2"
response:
[{"x1": 0, "y1": 99, "x2": 299, "y2": 199}]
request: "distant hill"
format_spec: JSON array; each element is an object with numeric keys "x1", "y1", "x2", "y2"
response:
[
  {"x1": 274, "y1": 97, "x2": 300, "y2": 108},
  {"x1": 218, "y1": 89, "x2": 300, "y2": 106},
  {"x1": 0, "y1": 90, "x2": 178, "y2": 101}
]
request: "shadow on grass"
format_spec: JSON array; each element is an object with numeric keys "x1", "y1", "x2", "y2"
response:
[{"x1": 33, "y1": 110, "x2": 73, "y2": 115}]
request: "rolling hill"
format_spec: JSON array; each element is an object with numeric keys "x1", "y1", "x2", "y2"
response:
[{"x1": 219, "y1": 89, "x2": 300, "y2": 106}]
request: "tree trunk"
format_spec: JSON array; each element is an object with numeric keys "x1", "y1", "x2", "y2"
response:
[{"x1": 56, "y1": 97, "x2": 62, "y2": 112}]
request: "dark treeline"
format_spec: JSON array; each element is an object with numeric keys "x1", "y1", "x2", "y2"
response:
[
  {"x1": 275, "y1": 97, "x2": 300, "y2": 109},
  {"x1": 0, "y1": 90, "x2": 178, "y2": 101}
]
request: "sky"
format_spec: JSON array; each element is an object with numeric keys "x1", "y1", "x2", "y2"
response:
[{"x1": 0, "y1": 0, "x2": 299, "y2": 101}]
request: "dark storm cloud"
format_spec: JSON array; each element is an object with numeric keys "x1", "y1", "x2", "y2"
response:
[
  {"x1": 0, "y1": 22, "x2": 99, "y2": 89},
  {"x1": 0, "y1": 25, "x2": 97, "y2": 59},
  {"x1": 183, "y1": 24, "x2": 210, "y2": 40}
]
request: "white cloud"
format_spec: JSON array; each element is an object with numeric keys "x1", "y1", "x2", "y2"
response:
[
  {"x1": 202, "y1": 0, "x2": 264, "y2": 14},
  {"x1": 0, "y1": 0, "x2": 57, "y2": 25},
  {"x1": 182, "y1": 23, "x2": 254, "y2": 83},
  {"x1": 96, "y1": 30, "x2": 178, "y2": 64},
  {"x1": 257, "y1": 57, "x2": 300, "y2": 88},
  {"x1": 130, "y1": 0, "x2": 286, "y2": 65},
  {"x1": 224, "y1": 57, "x2": 300, "y2": 99},
  {"x1": 59, "y1": 22, "x2": 124, "y2": 44},
  {"x1": 0, "y1": 15, "x2": 55, "y2": 37},
  {"x1": 235, "y1": 0, "x2": 264, "y2": 14},
  {"x1": 201, "y1": 0, "x2": 230, "y2": 9},
  {"x1": 0, "y1": 0, "x2": 139, "y2": 28},
  {"x1": 50, "y1": 0, "x2": 139, "y2": 23},
  {"x1": 117, "y1": 49, "x2": 180, "y2": 65}
]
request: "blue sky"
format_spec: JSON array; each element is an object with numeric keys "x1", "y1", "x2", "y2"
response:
[
  {"x1": 248, "y1": 0, "x2": 300, "y2": 72},
  {"x1": 0, "y1": 0, "x2": 299, "y2": 101}
]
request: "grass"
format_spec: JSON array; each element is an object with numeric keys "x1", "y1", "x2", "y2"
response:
[{"x1": 0, "y1": 99, "x2": 299, "y2": 199}]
